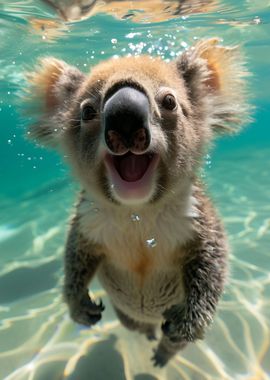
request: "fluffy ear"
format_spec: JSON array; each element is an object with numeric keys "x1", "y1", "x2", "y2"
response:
[
  {"x1": 175, "y1": 38, "x2": 250, "y2": 133},
  {"x1": 24, "y1": 58, "x2": 85, "y2": 145}
]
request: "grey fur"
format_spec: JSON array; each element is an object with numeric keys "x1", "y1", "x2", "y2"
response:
[{"x1": 63, "y1": 215, "x2": 105, "y2": 326}]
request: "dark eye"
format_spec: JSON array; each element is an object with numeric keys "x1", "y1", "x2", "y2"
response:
[
  {"x1": 81, "y1": 105, "x2": 96, "y2": 121},
  {"x1": 162, "y1": 94, "x2": 177, "y2": 111}
]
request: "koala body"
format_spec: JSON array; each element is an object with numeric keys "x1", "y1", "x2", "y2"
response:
[{"x1": 26, "y1": 39, "x2": 249, "y2": 366}]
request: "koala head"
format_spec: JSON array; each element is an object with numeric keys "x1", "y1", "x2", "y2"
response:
[{"x1": 25, "y1": 39, "x2": 249, "y2": 206}]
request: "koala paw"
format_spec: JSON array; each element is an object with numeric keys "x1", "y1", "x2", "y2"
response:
[
  {"x1": 151, "y1": 333, "x2": 188, "y2": 367},
  {"x1": 69, "y1": 294, "x2": 105, "y2": 327},
  {"x1": 162, "y1": 304, "x2": 205, "y2": 342},
  {"x1": 151, "y1": 349, "x2": 168, "y2": 368}
]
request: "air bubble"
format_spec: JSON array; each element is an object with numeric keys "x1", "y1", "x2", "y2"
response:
[
  {"x1": 126, "y1": 32, "x2": 141, "y2": 39},
  {"x1": 93, "y1": 208, "x2": 99, "y2": 213},
  {"x1": 205, "y1": 154, "x2": 212, "y2": 168},
  {"x1": 146, "y1": 238, "x2": 157, "y2": 248},
  {"x1": 253, "y1": 16, "x2": 261, "y2": 24},
  {"x1": 128, "y1": 43, "x2": 136, "y2": 51},
  {"x1": 111, "y1": 38, "x2": 118, "y2": 44},
  {"x1": 131, "y1": 213, "x2": 140, "y2": 222}
]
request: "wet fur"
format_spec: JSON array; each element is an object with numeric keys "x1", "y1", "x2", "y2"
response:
[{"x1": 25, "y1": 39, "x2": 249, "y2": 366}]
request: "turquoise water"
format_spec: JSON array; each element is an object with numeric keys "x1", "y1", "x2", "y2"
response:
[{"x1": 0, "y1": 1, "x2": 270, "y2": 379}]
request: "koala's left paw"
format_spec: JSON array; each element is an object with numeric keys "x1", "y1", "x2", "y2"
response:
[
  {"x1": 151, "y1": 347, "x2": 171, "y2": 368},
  {"x1": 151, "y1": 340, "x2": 187, "y2": 367}
]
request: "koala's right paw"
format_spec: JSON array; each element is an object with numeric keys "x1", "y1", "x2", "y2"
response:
[{"x1": 69, "y1": 294, "x2": 105, "y2": 327}]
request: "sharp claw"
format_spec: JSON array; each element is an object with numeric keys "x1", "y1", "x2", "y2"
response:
[
  {"x1": 70, "y1": 296, "x2": 104, "y2": 327},
  {"x1": 87, "y1": 299, "x2": 104, "y2": 314},
  {"x1": 97, "y1": 299, "x2": 105, "y2": 311},
  {"x1": 161, "y1": 320, "x2": 171, "y2": 334}
]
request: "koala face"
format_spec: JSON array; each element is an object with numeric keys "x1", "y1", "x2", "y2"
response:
[
  {"x1": 26, "y1": 39, "x2": 249, "y2": 206},
  {"x1": 64, "y1": 57, "x2": 202, "y2": 205}
]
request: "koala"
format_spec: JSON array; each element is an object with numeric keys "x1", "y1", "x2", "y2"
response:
[{"x1": 25, "y1": 38, "x2": 249, "y2": 367}]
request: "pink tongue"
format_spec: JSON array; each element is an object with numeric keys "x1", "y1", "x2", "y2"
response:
[{"x1": 118, "y1": 154, "x2": 149, "y2": 182}]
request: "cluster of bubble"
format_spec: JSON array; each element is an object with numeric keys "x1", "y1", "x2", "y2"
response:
[{"x1": 78, "y1": 24, "x2": 196, "y2": 70}]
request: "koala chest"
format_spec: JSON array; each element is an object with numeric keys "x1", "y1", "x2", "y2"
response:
[
  {"x1": 80, "y1": 205, "x2": 192, "y2": 281},
  {"x1": 102, "y1": 240, "x2": 179, "y2": 283},
  {"x1": 98, "y1": 235, "x2": 188, "y2": 322},
  {"x1": 98, "y1": 253, "x2": 186, "y2": 323}
]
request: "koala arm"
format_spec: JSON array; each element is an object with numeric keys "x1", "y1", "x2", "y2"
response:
[
  {"x1": 162, "y1": 229, "x2": 227, "y2": 342},
  {"x1": 153, "y1": 195, "x2": 228, "y2": 366},
  {"x1": 63, "y1": 216, "x2": 105, "y2": 326}
]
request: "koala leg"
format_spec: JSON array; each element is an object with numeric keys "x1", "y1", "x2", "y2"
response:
[
  {"x1": 63, "y1": 216, "x2": 105, "y2": 327},
  {"x1": 153, "y1": 216, "x2": 228, "y2": 367},
  {"x1": 114, "y1": 306, "x2": 156, "y2": 341}
]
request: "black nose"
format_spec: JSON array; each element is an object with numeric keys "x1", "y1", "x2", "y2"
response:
[{"x1": 103, "y1": 86, "x2": 151, "y2": 155}]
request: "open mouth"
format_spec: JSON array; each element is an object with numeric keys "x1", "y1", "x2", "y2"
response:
[{"x1": 104, "y1": 152, "x2": 159, "y2": 203}]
